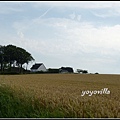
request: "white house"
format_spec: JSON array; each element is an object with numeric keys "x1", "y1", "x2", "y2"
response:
[{"x1": 30, "y1": 63, "x2": 47, "y2": 72}]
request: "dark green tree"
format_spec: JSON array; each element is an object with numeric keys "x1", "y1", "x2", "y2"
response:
[
  {"x1": 0, "y1": 45, "x2": 5, "y2": 72},
  {"x1": 0, "y1": 44, "x2": 34, "y2": 74},
  {"x1": 4, "y1": 45, "x2": 17, "y2": 71},
  {"x1": 82, "y1": 70, "x2": 88, "y2": 74},
  {"x1": 15, "y1": 46, "x2": 34, "y2": 73}
]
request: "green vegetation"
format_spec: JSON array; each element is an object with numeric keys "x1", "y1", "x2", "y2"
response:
[{"x1": 0, "y1": 85, "x2": 64, "y2": 118}]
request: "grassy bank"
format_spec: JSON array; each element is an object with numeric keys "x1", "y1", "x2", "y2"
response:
[{"x1": 0, "y1": 85, "x2": 64, "y2": 118}]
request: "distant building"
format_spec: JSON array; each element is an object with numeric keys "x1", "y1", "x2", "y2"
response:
[
  {"x1": 30, "y1": 63, "x2": 47, "y2": 72},
  {"x1": 59, "y1": 67, "x2": 74, "y2": 73}
]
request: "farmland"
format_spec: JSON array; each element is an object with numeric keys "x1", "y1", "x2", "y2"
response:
[{"x1": 0, "y1": 74, "x2": 120, "y2": 118}]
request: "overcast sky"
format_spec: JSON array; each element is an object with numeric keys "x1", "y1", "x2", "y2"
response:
[{"x1": 1, "y1": 1, "x2": 120, "y2": 74}]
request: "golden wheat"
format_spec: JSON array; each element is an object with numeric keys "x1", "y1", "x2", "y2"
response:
[{"x1": 0, "y1": 74, "x2": 120, "y2": 118}]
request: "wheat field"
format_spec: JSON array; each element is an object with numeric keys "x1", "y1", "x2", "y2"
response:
[{"x1": 0, "y1": 74, "x2": 120, "y2": 118}]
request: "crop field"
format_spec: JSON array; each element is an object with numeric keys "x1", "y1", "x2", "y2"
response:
[{"x1": 0, "y1": 74, "x2": 120, "y2": 118}]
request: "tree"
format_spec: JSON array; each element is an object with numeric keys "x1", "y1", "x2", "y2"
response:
[
  {"x1": 77, "y1": 69, "x2": 83, "y2": 73},
  {"x1": 4, "y1": 45, "x2": 17, "y2": 71},
  {"x1": 82, "y1": 70, "x2": 88, "y2": 74},
  {"x1": 95, "y1": 72, "x2": 99, "y2": 74},
  {"x1": 0, "y1": 44, "x2": 34, "y2": 74},
  {"x1": 77, "y1": 69, "x2": 88, "y2": 74},
  {"x1": 15, "y1": 46, "x2": 34, "y2": 73},
  {"x1": 0, "y1": 45, "x2": 5, "y2": 72}
]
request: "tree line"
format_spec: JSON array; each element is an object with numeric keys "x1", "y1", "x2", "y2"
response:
[
  {"x1": 77, "y1": 69, "x2": 88, "y2": 74},
  {"x1": 0, "y1": 44, "x2": 34, "y2": 74}
]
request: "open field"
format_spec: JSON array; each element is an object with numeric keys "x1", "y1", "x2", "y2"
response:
[{"x1": 0, "y1": 74, "x2": 120, "y2": 118}]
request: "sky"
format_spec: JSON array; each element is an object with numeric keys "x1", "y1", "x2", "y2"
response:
[{"x1": 1, "y1": 1, "x2": 120, "y2": 74}]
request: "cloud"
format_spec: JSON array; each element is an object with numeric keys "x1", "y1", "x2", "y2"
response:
[
  {"x1": 92, "y1": 8, "x2": 120, "y2": 18},
  {"x1": 2, "y1": 15, "x2": 120, "y2": 73},
  {"x1": 0, "y1": 2, "x2": 23, "y2": 14},
  {"x1": 69, "y1": 13, "x2": 81, "y2": 21},
  {"x1": 13, "y1": 17, "x2": 120, "y2": 57},
  {"x1": 69, "y1": 12, "x2": 76, "y2": 19},
  {"x1": 38, "y1": 6, "x2": 53, "y2": 18},
  {"x1": 77, "y1": 15, "x2": 81, "y2": 21},
  {"x1": 33, "y1": 1, "x2": 120, "y2": 19},
  {"x1": 17, "y1": 31, "x2": 24, "y2": 39},
  {"x1": 33, "y1": 1, "x2": 120, "y2": 9}
]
